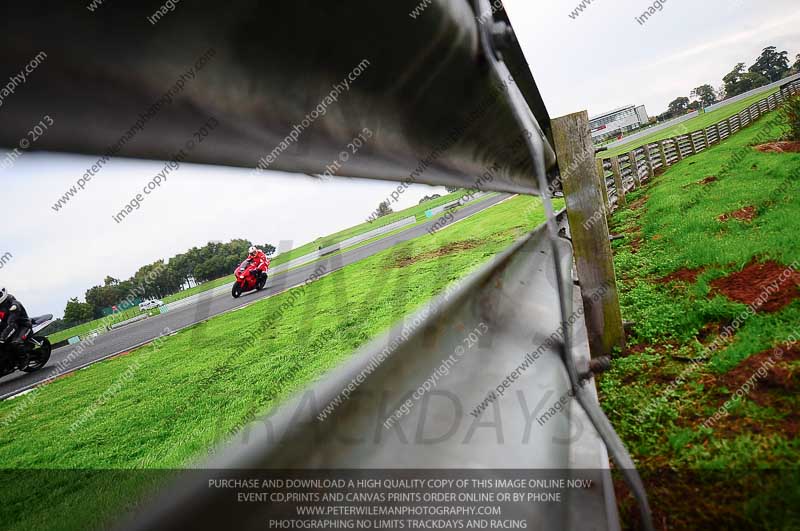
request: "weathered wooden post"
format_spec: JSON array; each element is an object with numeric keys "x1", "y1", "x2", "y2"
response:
[
  {"x1": 657, "y1": 140, "x2": 668, "y2": 169},
  {"x1": 674, "y1": 136, "x2": 684, "y2": 161},
  {"x1": 610, "y1": 156, "x2": 627, "y2": 206},
  {"x1": 642, "y1": 144, "x2": 654, "y2": 181},
  {"x1": 551, "y1": 111, "x2": 626, "y2": 358},
  {"x1": 596, "y1": 158, "x2": 611, "y2": 213},
  {"x1": 628, "y1": 152, "x2": 641, "y2": 188}
]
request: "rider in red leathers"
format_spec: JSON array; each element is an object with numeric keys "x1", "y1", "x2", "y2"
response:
[{"x1": 247, "y1": 246, "x2": 270, "y2": 280}]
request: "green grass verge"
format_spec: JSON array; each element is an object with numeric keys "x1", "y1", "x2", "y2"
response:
[
  {"x1": 599, "y1": 106, "x2": 800, "y2": 529},
  {"x1": 0, "y1": 194, "x2": 560, "y2": 531},
  {"x1": 602, "y1": 88, "x2": 780, "y2": 158}
]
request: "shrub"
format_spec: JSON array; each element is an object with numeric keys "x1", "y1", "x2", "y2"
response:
[{"x1": 783, "y1": 95, "x2": 800, "y2": 141}]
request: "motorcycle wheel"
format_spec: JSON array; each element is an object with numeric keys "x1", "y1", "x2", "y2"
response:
[
  {"x1": 22, "y1": 337, "x2": 51, "y2": 373},
  {"x1": 256, "y1": 275, "x2": 267, "y2": 291},
  {"x1": 232, "y1": 283, "x2": 243, "y2": 298}
]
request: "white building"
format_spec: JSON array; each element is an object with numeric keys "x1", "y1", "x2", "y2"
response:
[{"x1": 590, "y1": 105, "x2": 649, "y2": 142}]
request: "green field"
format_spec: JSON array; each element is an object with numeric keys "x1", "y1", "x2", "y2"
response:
[
  {"x1": 602, "y1": 88, "x2": 780, "y2": 158},
  {"x1": 46, "y1": 190, "x2": 472, "y2": 344},
  {"x1": 0, "y1": 194, "x2": 560, "y2": 531},
  {"x1": 600, "y1": 106, "x2": 800, "y2": 528}
]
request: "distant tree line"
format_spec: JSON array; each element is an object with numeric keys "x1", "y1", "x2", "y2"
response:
[
  {"x1": 58, "y1": 239, "x2": 276, "y2": 327},
  {"x1": 658, "y1": 46, "x2": 799, "y2": 122}
]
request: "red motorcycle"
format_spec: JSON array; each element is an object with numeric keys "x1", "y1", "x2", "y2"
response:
[{"x1": 231, "y1": 258, "x2": 269, "y2": 298}]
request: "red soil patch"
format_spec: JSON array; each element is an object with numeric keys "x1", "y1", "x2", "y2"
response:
[
  {"x1": 629, "y1": 238, "x2": 642, "y2": 254},
  {"x1": 677, "y1": 344, "x2": 800, "y2": 439},
  {"x1": 660, "y1": 267, "x2": 705, "y2": 284},
  {"x1": 717, "y1": 343, "x2": 800, "y2": 396},
  {"x1": 391, "y1": 240, "x2": 480, "y2": 268},
  {"x1": 681, "y1": 176, "x2": 716, "y2": 189},
  {"x1": 614, "y1": 469, "x2": 782, "y2": 531},
  {"x1": 628, "y1": 195, "x2": 648, "y2": 211},
  {"x1": 718, "y1": 205, "x2": 756, "y2": 223},
  {"x1": 623, "y1": 224, "x2": 641, "y2": 235},
  {"x1": 755, "y1": 141, "x2": 800, "y2": 153},
  {"x1": 709, "y1": 259, "x2": 800, "y2": 312}
]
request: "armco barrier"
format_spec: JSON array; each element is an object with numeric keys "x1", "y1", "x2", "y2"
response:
[
  {"x1": 109, "y1": 314, "x2": 148, "y2": 330},
  {"x1": 270, "y1": 215, "x2": 416, "y2": 274}
]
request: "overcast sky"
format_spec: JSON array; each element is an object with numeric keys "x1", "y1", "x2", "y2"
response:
[
  {"x1": 506, "y1": 0, "x2": 800, "y2": 118},
  {"x1": 2, "y1": 0, "x2": 799, "y2": 318}
]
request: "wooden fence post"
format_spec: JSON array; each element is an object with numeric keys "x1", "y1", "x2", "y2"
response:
[
  {"x1": 610, "y1": 156, "x2": 627, "y2": 206},
  {"x1": 642, "y1": 144, "x2": 654, "y2": 181},
  {"x1": 688, "y1": 132, "x2": 697, "y2": 155},
  {"x1": 674, "y1": 137, "x2": 684, "y2": 161},
  {"x1": 596, "y1": 159, "x2": 610, "y2": 213},
  {"x1": 628, "y1": 152, "x2": 641, "y2": 187},
  {"x1": 702, "y1": 127, "x2": 711, "y2": 149},
  {"x1": 657, "y1": 141, "x2": 668, "y2": 169},
  {"x1": 551, "y1": 111, "x2": 625, "y2": 357}
]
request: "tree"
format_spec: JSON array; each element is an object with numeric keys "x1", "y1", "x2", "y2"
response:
[
  {"x1": 723, "y1": 63, "x2": 769, "y2": 98},
  {"x1": 667, "y1": 97, "x2": 690, "y2": 115},
  {"x1": 749, "y1": 46, "x2": 790, "y2": 82},
  {"x1": 376, "y1": 200, "x2": 393, "y2": 218},
  {"x1": 690, "y1": 84, "x2": 717, "y2": 107},
  {"x1": 792, "y1": 54, "x2": 800, "y2": 74},
  {"x1": 257, "y1": 243, "x2": 277, "y2": 256},
  {"x1": 63, "y1": 297, "x2": 94, "y2": 324}
]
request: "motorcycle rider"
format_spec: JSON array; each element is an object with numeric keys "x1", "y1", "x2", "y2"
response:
[
  {"x1": 247, "y1": 246, "x2": 270, "y2": 280},
  {"x1": 0, "y1": 287, "x2": 32, "y2": 355}
]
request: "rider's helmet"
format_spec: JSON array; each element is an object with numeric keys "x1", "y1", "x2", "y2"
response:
[
  {"x1": 0, "y1": 287, "x2": 7, "y2": 306},
  {"x1": 248, "y1": 246, "x2": 258, "y2": 258}
]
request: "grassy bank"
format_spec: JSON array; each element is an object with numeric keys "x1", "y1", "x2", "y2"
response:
[
  {"x1": 603, "y1": 88, "x2": 780, "y2": 158},
  {"x1": 45, "y1": 191, "x2": 470, "y2": 344},
  {"x1": 0, "y1": 194, "x2": 559, "y2": 531},
  {"x1": 600, "y1": 106, "x2": 800, "y2": 528}
]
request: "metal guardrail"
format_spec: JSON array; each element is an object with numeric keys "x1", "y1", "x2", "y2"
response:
[
  {"x1": 271, "y1": 216, "x2": 417, "y2": 274},
  {"x1": 108, "y1": 314, "x2": 149, "y2": 330},
  {"x1": 119, "y1": 212, "x2": 623, "y2": 531}
]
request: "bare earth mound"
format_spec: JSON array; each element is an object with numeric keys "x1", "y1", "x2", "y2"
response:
[
  {"x1": 754, "y1": 141, "x2": 800, "y2": 153},
  {"x1": 710, "y1": 259, "x2": 800, "y2": 312},
  {"x1": 718, "y1": 205, "x2": 756, "y2": 222},
  {"x1": 392, "y1": 240, "x2": 480, "y2": 268}
]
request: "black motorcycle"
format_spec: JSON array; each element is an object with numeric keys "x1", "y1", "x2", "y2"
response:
[{"x1": 0, "y1": 314, "x2": 54, "y2": 378}]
